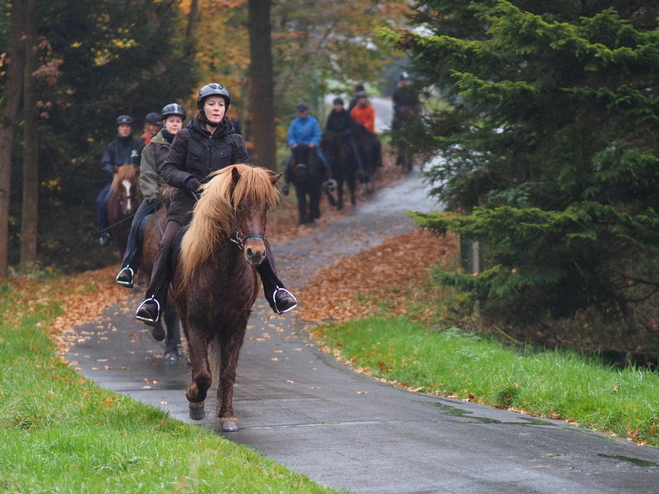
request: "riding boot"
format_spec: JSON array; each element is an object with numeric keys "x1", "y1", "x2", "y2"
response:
[
  {"x1": 116, "y1": 200, "x2": 156, "y2": 288},
  {"x1": 135, "y1": 220, "x2": 181, "y2": 326},
  {"x1": 257, "y1": 241, "x2": 297, "y2": 314},
  {"x1": 282, "y1": 156, "x2": 293, "y2": 195}
]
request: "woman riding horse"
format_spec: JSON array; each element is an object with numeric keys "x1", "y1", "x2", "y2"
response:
[{"x1": 135, "y1": 83, "x2": 297, "y2": 326}]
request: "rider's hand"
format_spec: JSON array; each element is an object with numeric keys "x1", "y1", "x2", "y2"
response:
[
  {"x1": 309, "y1": 143, "x2": 315, "y2": 149},
  {"x1": 185, "y1": 176, "x2": 201, "y2": 193}
]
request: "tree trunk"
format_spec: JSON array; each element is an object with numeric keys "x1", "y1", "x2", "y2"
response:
[
  {"x1": 248, "y1": 0, "x2": 276, "y2": 171},
  {"x1": 186, "y1": 0, "x2": 200, "y2": 49},
  {"x1": 0, "y1": 1, "x2": 27, "y2": 277},
  {"x1": 20, "y1": 0, "x2": 39, "y2": 268}
]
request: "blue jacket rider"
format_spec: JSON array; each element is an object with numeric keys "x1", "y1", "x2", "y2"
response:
[{"x1": 282, "y1": 102, "x2": 333, "y2": 194}]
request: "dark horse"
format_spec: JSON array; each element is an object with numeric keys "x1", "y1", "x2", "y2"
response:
[
  {"x1": 353, "y1": 124, "x2": 381, "y2": 194},
  {"x1": 289, "y1": 144, "x2": 326, "y2": 225},
  {"x1": 171, "y1": 164, "x2": 281, "y2": 431},
  {"x1": 107, "y1": 165, "x2": 142, "y2": 257},
  {"x1": 320, "y1": 130, "x2": 358, "y2": 210},
  {"x1": 140, "y1": 199, "x2": 182, "y2": 361}
]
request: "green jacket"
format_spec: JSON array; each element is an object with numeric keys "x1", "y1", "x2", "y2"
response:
[{"x1": 139, "y1": 130, "x2": 170, "y2": 202}]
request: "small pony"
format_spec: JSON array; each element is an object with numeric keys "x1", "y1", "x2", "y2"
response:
[
  {"x1": 289, "y1": 145, "x2": 327, "y2": 225},
  {"x1": 107, "y1": 165, "x2": 142, "y2": 257},
  {"x1": 171, "y1": 164, "x2": 282, "y2": 431}
]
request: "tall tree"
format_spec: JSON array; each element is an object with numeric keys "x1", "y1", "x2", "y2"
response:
[
  {"x1": 0, "y1": 0, "x2": 26, "y2": 277},
  {"x1": 20, "y1": 0, "x2": 39, "y2": 267},
  {"x1": 386, "y1": 1, "x2": 659, "y2": 325},
  {"x1": 248, "y1": 0, "x2": 276, "y2": 170}
]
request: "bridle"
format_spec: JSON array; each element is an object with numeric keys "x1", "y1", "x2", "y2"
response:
[{"x1": 230, "y1": 208, "x2": 267, "y2": 250}]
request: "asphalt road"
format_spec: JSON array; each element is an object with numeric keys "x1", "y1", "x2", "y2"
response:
[{"x1": 68, "y1": 170, "x2": 659, "y2": 494}]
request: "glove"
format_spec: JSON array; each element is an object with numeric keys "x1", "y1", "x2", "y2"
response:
[{"x1": 185, "y1": 176, "x2": 201, "y2": 194}]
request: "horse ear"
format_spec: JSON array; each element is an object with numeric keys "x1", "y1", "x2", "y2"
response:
[
  {"x1": 270, "y1": 173, "x2": 283, "y2": 185},
  {"x1": 231, "y1": 166, "x2": 241, "y2": 186}
]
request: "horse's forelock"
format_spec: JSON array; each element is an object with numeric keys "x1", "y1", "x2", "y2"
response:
[{"x1": 110, "y1": 165, "x2": 138, "y2": 192}]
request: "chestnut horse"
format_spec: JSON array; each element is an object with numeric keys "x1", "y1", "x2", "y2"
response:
[
  {"x1": 107, "y1": 165, "x2": 142, "y2": 257},
  {"x1": 171, "y1": 164, "x2": 281, "y2": 431}
]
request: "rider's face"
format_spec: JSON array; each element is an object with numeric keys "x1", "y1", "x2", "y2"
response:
[
  {"x1": 333, "y1": 104, "x2": 343, "y2": 112},
  {"x1": 164, "y1": 116, "x2": 183, "y2": 135},
  {"x1": 203, "y1": 96, "x2": 226, "y2": 125},
  {"x1": 145, "y1": 122, "x2": 161, "y2": 137},
  {"x1": 117, "y1": 124, "x2": 132, "y2": 137}
]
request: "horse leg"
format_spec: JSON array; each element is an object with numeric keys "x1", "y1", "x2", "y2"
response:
[
  {"x1": 185, "y1": 326, "x2": 212, "y2": 420},
  {"x1": 216, "y1": 332, "x2": 245, "y2": 432},
  {"x1": 296, "y1": 187, "x2": 308, "y2": 225},
  {"x1": 163, "y1": 304, "x2": 181, "y2": 362}
]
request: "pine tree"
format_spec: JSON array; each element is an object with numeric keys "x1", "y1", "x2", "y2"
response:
[{"x1": 384, "y1": 1, "x2": 659, "y2": 324}]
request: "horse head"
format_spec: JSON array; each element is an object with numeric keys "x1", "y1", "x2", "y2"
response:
[
  {"x1": 111, "y1": 165, "x2": 141, "y2": 216},
  {"x1": 181, "y1": 165, "x2": 281, "y2": 286},
  {"x1": 291, "y1": 145, "x2": 313, "y2": 179}
]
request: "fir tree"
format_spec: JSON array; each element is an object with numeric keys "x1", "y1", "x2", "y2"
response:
[{"x1": 384, "y1": 1, "x2": 659, "y2": 324}]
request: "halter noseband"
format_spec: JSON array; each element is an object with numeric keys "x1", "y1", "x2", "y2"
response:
[{"x1": 230, "y1": 209, "x2": 267, "y2": 250}]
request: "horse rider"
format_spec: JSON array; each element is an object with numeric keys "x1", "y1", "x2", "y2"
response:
[
  {"x1": 348, "y1": 83, "x2": 365, "y2": 112},
  {"x1": 97, "y1": 115, "x2": 142, "y2": 246},
  {"x1": 350, "y1": 91, "x2": 376, "y2": 134},
  {"x1": 139, "y1": 112, "x2": 163, "y2": 148},
  {"x1": 115, "y1": 103, "x2": 186, "y2": 288},
  {"x1": 325, "y1": 97, "x2": 364, "y2": 174},
  {"x1": 281, "y1": 102, "x2": 335, "y2": 195},
  {"x1": 135, "y1": 83, "x2": 298, "y2": 325},
  {"x1": 392, "y1": 72, "x2": 419, "y2": 119}
]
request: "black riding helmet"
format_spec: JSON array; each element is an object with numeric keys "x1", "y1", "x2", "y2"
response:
[
  {"x1": 161, "y1": 103, "x2": 186, "y2": 120},
  {"x1": 197, "y1": 83, "x2": 231, "y2": 110},
  {"x1": 145, "y1": 112, "x2": 162, "y2": 125},
  {"x1": 333, "y1": 97, "x2": 344, "y2": 105},
  {"x1": 116, "y1": 115, "x2": 133, "y2": 125}
]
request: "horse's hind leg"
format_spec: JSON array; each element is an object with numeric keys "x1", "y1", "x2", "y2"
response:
[
  {"x1": 185, "y1": 326, "x2": 212, "y2": 420},
  {"x1": 216, "y1": 332, "x2": 245, "y2": 432}
]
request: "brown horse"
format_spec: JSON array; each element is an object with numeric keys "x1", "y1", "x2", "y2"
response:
[
  {"x1": 107, "y1": 165, "x2": 142, "y2": 257},
  {"x1": 171, "y1": 164, "x2": 281, "y2": 431}
]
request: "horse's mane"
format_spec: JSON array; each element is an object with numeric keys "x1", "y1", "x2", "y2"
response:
[
  {"x1": 181, "y1": 164, "x2": 280, "y2": 283},
  {"x1": 110, "y1": 165, "x2": 139, "y2": 192}
]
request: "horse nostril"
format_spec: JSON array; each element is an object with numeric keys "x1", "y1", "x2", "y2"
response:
[{"x1": 246, "y1": 247, "x2": 253, "y2": 258}]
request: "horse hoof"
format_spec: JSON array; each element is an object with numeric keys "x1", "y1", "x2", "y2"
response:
[
  {"x1": 189, "y1": 402, "x2": 205, "y2": 420},
  {"x1": 151, "y1": 325, "x2": 165, "y2": 342},
  {"x1": 164, "y1": 351, "x2": 178, "y2": 362},
  {"x1": 221, "y1": 419, "x2": 239, "y2": 432}
]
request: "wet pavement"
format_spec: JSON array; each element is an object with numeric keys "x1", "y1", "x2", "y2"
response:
[{"x1": 68, "y1": 170, "x2": 659, "y2": 494}]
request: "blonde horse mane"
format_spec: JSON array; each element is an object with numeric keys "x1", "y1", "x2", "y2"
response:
[
  {"x1": 110, "y1": 165, "x2": 139, "y2": 193},
  {"x1": 181, "y1": 164, "x2": 280, "y2": 285}
]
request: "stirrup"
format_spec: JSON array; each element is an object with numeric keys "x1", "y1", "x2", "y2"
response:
[
  {"x1": 272, "y1": 287, "x2": 298, "y2": 315},
  {"x1": 136, "y1": 297, "x2": 161, "y2": 325},
  {"x1": 115, "y1": 267, "x2": 134, "y2": 287}
]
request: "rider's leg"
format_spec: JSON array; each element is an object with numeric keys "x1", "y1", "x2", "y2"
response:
[
  {"x1": 135, "y1": 220, "x2": 181, "y2": 326},
  {"x1": 96, "y1": 183, "x2": 111, "y2": 246},
  {"x1": 313, "y1": 147, "x2": 333, "y2": 180},
  {"x1": 116, "y1": 199, "x2": 157, "y2": 288},
  {"x1": 257, "y1": 241, "x2": 297, "y2": 314},
  {"x1": 347, "y1": 136, "x2": 364, "y2": 172}
]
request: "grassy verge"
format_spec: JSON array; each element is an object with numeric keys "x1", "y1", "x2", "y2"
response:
[
  {"x1": 0, "y1": 278, "x2": 340, "y2": 494},
  {"x1": 311, "y1": 317, "x2": 659, "y2": 446}
]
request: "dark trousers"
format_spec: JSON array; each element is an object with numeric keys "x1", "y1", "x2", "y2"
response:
[
  {"x1": 120, "y1": 199, "x2": 158, "y2": 271},
  {"x1": 96, "y1": 183, "x2": 111, "y2": 231},
  {"x1": 144, "y1": 220, "x2": 287, "y2": 311}
]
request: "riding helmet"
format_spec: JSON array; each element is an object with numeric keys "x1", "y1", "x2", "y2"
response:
[
  {"x1": 197, "y1": 83, "x2": 231, "y2": 110},
  {"x1": 296, "y1": 102, "x2": 308, "y2": 112},
  {"x1": 161, "y1": 103, "x2": 186, "y2": 120},
  {"x1": 333, "y1": 97, "x2": 344, "y2": 106},
  {"x1": 356, "y1": 91, "x2": 368, "y2": 99},
  {"x1": 399, "y1": 71, "x2": 409, "y2": 81},
  {"x1": 116, "y1": 115, "x2": 133, "y2": 125},
  {"x1": 145, "y1": 112, "x2": 162, "y2": 125}
]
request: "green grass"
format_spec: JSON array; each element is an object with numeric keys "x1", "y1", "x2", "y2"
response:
[
  {"x1": 312, "y1": 317, "x2": 659, "y2": 446},
  {"x1": 0, "y1": 282, "x2": 341, "y2": 493}
]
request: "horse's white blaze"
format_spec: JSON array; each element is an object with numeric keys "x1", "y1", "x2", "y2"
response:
[{"x1": 122, "y1": 179, "x2": 132, "y2": 213}]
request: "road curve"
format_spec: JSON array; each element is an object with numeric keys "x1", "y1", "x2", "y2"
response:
[{"x1": 69, "y1": 170, "x2": 659, "y2": 494}]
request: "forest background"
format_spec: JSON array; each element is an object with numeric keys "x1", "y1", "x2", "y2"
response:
[{"x1": 0, "y1": 0, "x2": 409, "y2": 275}]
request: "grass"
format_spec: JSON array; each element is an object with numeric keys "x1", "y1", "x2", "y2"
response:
[
  {"x1": 311, "y1": 317, "x2": 659, "y2": 446},
  {"x1": 0, "y1": 280, "x2": 341, "y2": 494}
]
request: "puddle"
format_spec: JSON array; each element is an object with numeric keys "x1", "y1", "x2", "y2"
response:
[
  {"x1": 598, "y1": 454, "x2": 659, "y2": 467},
  {"x1": 424, "y1": 400, "x2": 552, "y2": 426}
]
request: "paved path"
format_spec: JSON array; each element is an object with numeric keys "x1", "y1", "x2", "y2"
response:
[{"x1": 68, "y1": 170, "x2": 659, "y2": 493}]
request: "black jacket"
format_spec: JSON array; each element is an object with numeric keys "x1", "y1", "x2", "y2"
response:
[
  {"x1": 101, "y1": 135, "x2": 142, "y2": 178},
  {"x1": 161, "y1": 118, "x2": 249, "y2": 224},
  {"x1": 326, "y1": 109, "x2": 356, "y2": 134}
]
